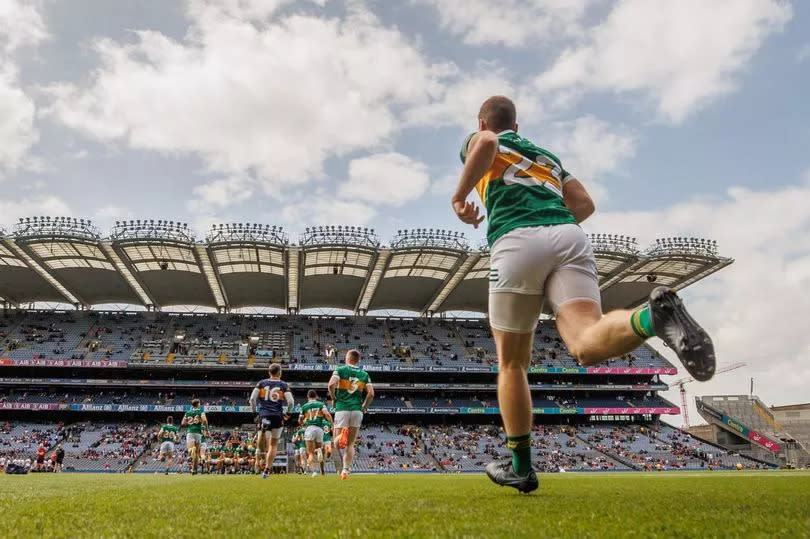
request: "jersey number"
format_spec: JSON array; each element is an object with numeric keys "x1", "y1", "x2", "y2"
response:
[
  {"x1": 347, "y1": 377, "x2": 359, "y2": 394},
  {"x1": 264, "y1": 387, "x2": 282, "y2": 402},
  {"x1": 501, "y1": 151, "x2": 562, "y2": 194}
]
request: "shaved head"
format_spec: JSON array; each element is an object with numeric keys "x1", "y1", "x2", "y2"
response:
[{"x1": 479, "y1": 96, "x2": 516, "y2": 132}]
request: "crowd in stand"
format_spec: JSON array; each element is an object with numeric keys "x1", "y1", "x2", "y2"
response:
[
  {"x1": 0, "y1": 420, "x2": 772, "y2": 473},
  {"x1": 0, "y1": 312, "x2": 671, "y2": 370}
]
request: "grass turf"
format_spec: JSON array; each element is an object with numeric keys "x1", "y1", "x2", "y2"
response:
[{"x1": 0, "y1": 471, "x2": 808, "y2": 538}]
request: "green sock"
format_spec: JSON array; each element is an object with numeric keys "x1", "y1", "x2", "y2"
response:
[
  {"x1": 506, "y1": 433, "x2": 532, "y2": 475},
  {"x1": 630, "y1": 307, "x2": 655, "y2": 339}
]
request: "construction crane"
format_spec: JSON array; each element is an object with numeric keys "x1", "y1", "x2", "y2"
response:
[{"x1": 672, "y1": 362, "x2": 747, "y2": 428}]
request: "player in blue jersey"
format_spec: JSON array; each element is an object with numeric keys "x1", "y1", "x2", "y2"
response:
[{"x1": 249, "y1": 363, "x2": 294, "y2": 478}]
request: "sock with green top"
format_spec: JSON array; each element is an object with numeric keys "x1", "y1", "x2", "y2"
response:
[
  {"x1": 506, "y1": 433, "x2": 532, "y2": 475},
  {"x1": 630, "y1": 306, "x2": 655, "y2": 339}
]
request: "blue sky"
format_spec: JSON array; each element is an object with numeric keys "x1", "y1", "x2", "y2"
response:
[{"x1": 0, "y1": 0, "x2": 808, "y2": 421}]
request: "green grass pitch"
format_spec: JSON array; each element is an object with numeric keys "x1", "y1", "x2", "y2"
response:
[{"x1": 1, "y1": 472, "x2": 808, "y2": 538}]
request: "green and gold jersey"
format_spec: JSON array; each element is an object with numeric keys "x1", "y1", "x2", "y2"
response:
[
  {"x1": 300, "y1": 400, "x2": 327, "y2": 427},
  {"x1": 332, "y1": 364, "x2": 371, "y2": 412},
  {"x1": 184, "y1": 408, "x2": 205, "y2": 434},
  {"x1": 322, "y1": 421, "x2": 332, "y2": 442},
  {"x1": 461, "y1": 130, "x2": 577, "y2": 246},
  {"x1": 295, "y1": 428, "x2": 306, "y2": 449},
  {"x1": 159, "y1": 424, "x2": 177, "y2": 442}
]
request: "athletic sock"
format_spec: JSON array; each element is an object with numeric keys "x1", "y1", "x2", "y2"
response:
[
  {"x1": 506, "y1": 433, "x2": 532, "y2": 475},
  {"x1": 630, "y1": 306, "x2": 655, "y2": 339}
]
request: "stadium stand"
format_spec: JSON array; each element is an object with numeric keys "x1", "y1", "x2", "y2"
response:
[
  {"x1": 695, "y1": 396, "x2": 810, "y2": 468},
  {"x1": 1, "y1": 312, "x2": 673, "y2": 371},
  {"x1": 0, "y1": 420, "x2": 770, "y2": 474},
  {"x1": 0, "y1": 225, "x2": 750, "y2": 475}
]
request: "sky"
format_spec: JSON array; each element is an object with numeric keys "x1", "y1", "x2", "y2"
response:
[{"x1": 0, "y1": 0, "x2": 808, "y2": 426}]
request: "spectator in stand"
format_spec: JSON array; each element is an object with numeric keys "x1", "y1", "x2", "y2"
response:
[{"x1": 36, "y1": 444, "x2": 46, "y2": 471}]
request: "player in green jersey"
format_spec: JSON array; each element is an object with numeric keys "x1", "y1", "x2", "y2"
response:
[
  {"x1": 453, "y1": 96, "x2": 716, "y2": 493},
  {"x1": 300, "y1": 390, "x2": 333, "y2": 476},
  {"x1": 199, "y1": 430, "x2": 209, "y2": 473},
  {"x1": 181, "y1": 399, "x2": 208, "y2": 475},
  {"x1": 321, "y1": 417, "x2": 333, "y2": 463},
  {"x1": 292, "y1": 421, "x2": 306, "y2": 474},
  {"x1": 328, "y1": 349, "x2": 374, "y2": 480},
  {"x1": 157, "y1": 416, "x2": 178, "y2": 475}
]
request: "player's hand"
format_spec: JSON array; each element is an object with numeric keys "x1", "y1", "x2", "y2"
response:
[{"x1": 452, "y1": 200, "x2": 485, "y2": 228}]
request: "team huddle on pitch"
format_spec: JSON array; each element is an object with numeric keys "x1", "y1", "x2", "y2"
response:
[{"x1": 155, "y1": 350, "x2": 373, "y2": 479}]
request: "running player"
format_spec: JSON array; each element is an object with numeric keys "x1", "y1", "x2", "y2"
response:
[
  {"x1": 328, "y1": 349, "x2": 374, "y2": 480},
  {"x1": 157, "y1": 416, "x2": 178, "y2": 475},
  {"x1": 199, "y1": 428, "x2": 209, "y2": 473},
  {"x1": 181, "y1": 399, "x2": 208, "y2": 475},
  {"x1": 249, "y1": 363, "x2": 294, "y2": 479},
  {"x1": 292, "y1": 420, "x2": 307, "y2": 474},
  {"x1": 300, "y1": 389, "x2": 332, "y2": 476},
  {"x1": 321, "y1": 417, "x2": 333, "y2": 464},
  {"x1": 452, "y1": 96, "x2": 716, "y2": 493},
  {"x1": 252, "y1": 429, "x2": 267, "y2": 475}
]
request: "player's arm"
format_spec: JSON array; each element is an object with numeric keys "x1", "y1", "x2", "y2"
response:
[
  {"x1": 201, "y1": 413, "x2": 209, "y2": 428},
  {"x1": 249, "y1": 387, "x2": 259, "y2": 414},
  {"x1": 451, "y1": 131, "x2": 498, "y2": 228},
  {"x1": 361, "y1": 383, "x2": 375, "y2": 413},
  {"x1": 180, "y1": 414, "x2": 188, "y2": 427},
  {"x1": 562, "y1": 177, "x2": 595, "y2": 223},
  {"x1": 328, "y1": 373, "x2": 339, "y2": 407},
  {"x1": 284, "y1": 391, "x2": 294, "y2": 417},
  {"x1": 321, "y1": 405, "x2": 333, "y2": 424}
]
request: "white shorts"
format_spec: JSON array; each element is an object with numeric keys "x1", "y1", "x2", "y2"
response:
[
  {"x1": 334, "y1": 410, "x2": 363, "y2": 429},
  {"x1": 304, "y1": 425, "x2": 324, "y2": 443},
  {"x1": 186, "y1": 433, "x2": 202, "y2": 445},
  {"x1": 489, "y1": 224, "x2": 601, "y2": 332},
  {"x1": 159, "y1": 441, "x2": 175, "y2": 455},
  {"x1": 296, "y1": 447, "x2": 306, "y2": 456}
]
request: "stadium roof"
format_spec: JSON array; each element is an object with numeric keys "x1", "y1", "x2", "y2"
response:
[{"x1": 0, "y1": 218, "x2": 733, "y2": 314}]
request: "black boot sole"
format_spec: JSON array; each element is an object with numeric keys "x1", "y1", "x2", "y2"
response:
[
  {"x1": 485, "y1": 464, "x2": 539, "y2": 493},
  {"x1": 649, "y1": 287, "x2": 715, "y2": 381}
]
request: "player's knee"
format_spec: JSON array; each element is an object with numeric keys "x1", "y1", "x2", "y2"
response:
[{"x1": 568, "y1": 342, "x2": 600, "y2": 366}]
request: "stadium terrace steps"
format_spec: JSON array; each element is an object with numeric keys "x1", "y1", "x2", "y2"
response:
[
  {"x1": 0, "y1": 312, "x2": 676, "y2": 372},
  {"x1": 1, "y1": 421, "x2": 771, "y2": 474},
  {"x1": 574, "y1": 430, "x2": 642, "y2": 471}
]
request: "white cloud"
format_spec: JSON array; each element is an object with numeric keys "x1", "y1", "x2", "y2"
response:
[
  {"x1": 187, "y1": 175, "x2": 255, "y2": 212},
  {"x1": 186, "y1": 0, "x2": 299, "y2": 21},
  {"x1": 0, "y1": 0, "x2": 48, "y2": 54},
  {"x1": 416, "y1": 0, "x2": 590, "y2": 48},
  {"x1": 340, "y1": 153, "x2": 430, "y2": 206},
  {"x1": 0, "y1": 0, "x2": 47, "y2": 173},
  {"x1": 404, "y1": 68, "x2": 542, "y2": 129},
  {"x1": 0, "y1": 196, "x2": 72, "y2": 226},
  {"x1": 430, "y1": 173, "x2": 459, "y2": 197},
  {"x1": 546, "y1": 116, "x2": 636, "y2": 203},
  {"x1": 0, "y1": 68, "x2": 39, "y2": 171},
  {"x1": 588, "y1": 174, "x2": 810, "y2": 423},
  {"x1": 43, "y1": 4, "x2": 451, "y2": 204},
  {"x1": 535, "y1": 0, "x2": 791, "y2": 122},
  {"x1": 93, "y1": 204, "x2": 132, "y2": 229},
  {"x1": 281, "y1": 196, "x2": 377, "y2": 227}
]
